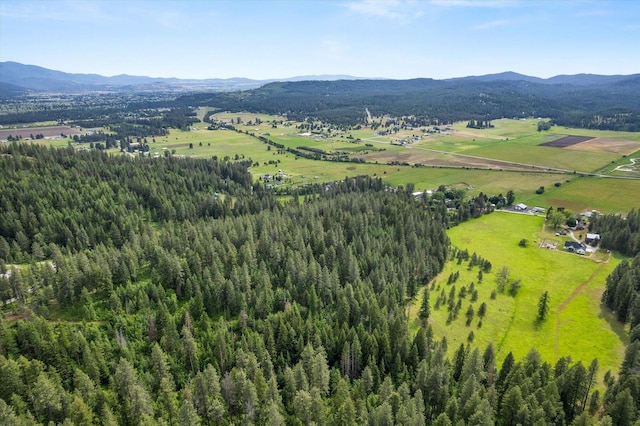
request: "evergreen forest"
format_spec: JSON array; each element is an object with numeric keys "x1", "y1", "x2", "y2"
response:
[
  {"x1": 1, "y1": 143, "x2": 640, "y2": 426},
  {"x1": 175, "y1": 78, "x2": 640, "y2": 130}
]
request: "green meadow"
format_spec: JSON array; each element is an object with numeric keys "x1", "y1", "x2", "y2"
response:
[
  {"x1": 26, "y1": 112, "x2": 640, "y2": 213},
  {"x1": 408, "y1": 212, "x2": 626, "y2": 376},
  {"x1": 521, "y1": 176, "x2": 640, "y2": 215},
  {"x1": 466, "y1": 144, "x2": 617, "y2": 172}
]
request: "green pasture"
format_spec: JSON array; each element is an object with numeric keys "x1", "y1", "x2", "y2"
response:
[
  {"x1": 548, "y1": 125, "x2": 640, "y2": 142},
  {"x1": 384, "y1": 168, "x2": 567, "y2": 196},
  {"x1": 15, "y1": 117, "x2": 640, "y2": 214},
  {"x1": 408, "y1": 212, "x2": 625, "y2": 374},
  {"x1": 452, "y1": 118, "x2": 640, "y2": 142},
  {"x1": 417, "y1": 128, "x2": 551, "y2": 154},
  {"x1": 441, "y1": 119, "x2": 640, "y2": 172},
  {"x1": 521, "y1": 176, "x2": 640, "y2": 214},
  {"x1": 268, "y1": 133, "x2": 328, "y2": 149},
  {"x1": 451, "y1": 118, "x2": 542, "y2": 137},
  {"x1": 465, "y1": 144, "x2": 619, "y2": 172},
  {"x1": 31, "y1": 137, "x2": 70, "y2": 149},
  {"x1": 211, "y1": 111, "x2": 284, "y2": 125},
  {"x1": 150, "y1": 128, "x2": 263, "y2": 158}
]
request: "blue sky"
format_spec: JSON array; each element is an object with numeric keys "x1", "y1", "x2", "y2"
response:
[{"x1": 1, "y1": 0, "x2": 639, "y2": 80}]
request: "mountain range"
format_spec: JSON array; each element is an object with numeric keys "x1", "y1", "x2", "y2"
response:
[
  {"x1": 1, "y1": 61, "x2": 639, "y2": 95},
  {"x1": 0, "y1": 61, "x2": 363, "y2": 94}
]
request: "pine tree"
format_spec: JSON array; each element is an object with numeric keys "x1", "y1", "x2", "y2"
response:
[
  {"x1": 538, "y1": 291, "x2": 550, "y2": 321},
  {"x1": 420, "y1": 287, "x2": 431, "y2": 321}
]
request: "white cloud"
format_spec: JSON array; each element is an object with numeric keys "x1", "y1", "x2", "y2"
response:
[
  {"x1": 346, "y1": 0, "x2": 423, "y2": 21},
  {"x1": 473, "y1": 18, "x2": 516, "y2": 30},
  {"x1": 0, "y1": 0, "x2": 115, "y2": 22},
  {"x1": 428, "y1": 0, "x2": 519, "y2": 8}
]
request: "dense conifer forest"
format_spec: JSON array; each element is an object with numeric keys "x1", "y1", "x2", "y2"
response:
[
  {"x1": 176, "y1": 78, "x2": 640, "y2": 130},
  {"x1": 1, "y1": 144, "x2": 639, "y2": 425}
]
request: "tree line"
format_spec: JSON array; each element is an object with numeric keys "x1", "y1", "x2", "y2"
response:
[{"x1": 590, "y1": 209, "x2": 640, "y2": 257}]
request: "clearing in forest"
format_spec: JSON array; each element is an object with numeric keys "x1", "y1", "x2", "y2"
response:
[{"x1": 408, "y1": 212, "x2": 626, "y2": 376}]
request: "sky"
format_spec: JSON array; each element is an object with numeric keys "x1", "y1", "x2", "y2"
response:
[{"x1": 1, "y1": 0, "x2": 639, "y2": 80}]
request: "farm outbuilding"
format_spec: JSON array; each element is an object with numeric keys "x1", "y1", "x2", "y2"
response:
[
  {"x1": 586, "y1": 233, "x2": 600, "y2": 245},
  {"x1": 514, "y1": 203, "x2": 528, "y2": 211}
]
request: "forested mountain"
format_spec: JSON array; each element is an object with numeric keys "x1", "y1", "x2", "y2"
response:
[
  {"x1": 3, "y1": 62, "x2": 640, "y2": 131},
  {"x1": 0, "y1": 82, "x2": 29, "y2": 98},
  {"x1": 0, "y1": 61, "x2": 260, "y2": 92},
  {"x1": 0, "y1": 62, "x2": 358, "y2": 94},
  {"x1": 177, "y1": 76, "x2": 640, "y2": 130},
  {"x1": 1, "y1": 143, "x2": 638, "y2": 425}
]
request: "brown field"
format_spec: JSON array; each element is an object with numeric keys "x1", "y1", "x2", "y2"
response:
[
  {"x1": 540, "y1": 135, "x2": 593, "y2": 148},
  {"x1": 0, "y1": 126, "x2": 82, "y2": 140},
  {"x1": 567, "y1": 137, "x2": 640, "y2": 155},
  {"x1": 361, "y1": 148, "x2": 556, "y2": 171}
]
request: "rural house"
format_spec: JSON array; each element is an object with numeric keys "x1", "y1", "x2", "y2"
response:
[
  {"x1": 564, "y1": 241, "x2": 587, "y2": 255},
  {"x1": 514, "y1": 203, "x2": 528, "y2": 211}
]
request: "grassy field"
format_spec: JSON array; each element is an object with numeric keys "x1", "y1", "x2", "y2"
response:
[
  {"x1": 13, "y1": 113, "x2": 640, "y2": 214},
  {"x1": 450, "y1": 119, "x2": 640, "y2": 144},
  {"x1": 407, "y1": 212, "x2": 626, "y2": 376},
  {"x1": 520, "y1": 176, "x2": 640, "y2": 215},
  {"x1": 465, "y1": 144, "x2": 619, "y2": 172}
]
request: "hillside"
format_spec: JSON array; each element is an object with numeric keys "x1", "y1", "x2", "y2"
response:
[
  {"x1": 4, "y1": 61, "x2": 640, "y2": 131},
  {"x1": 0, "y1": 62, "x2": 360, "y2": 94},
  {"x1": 177, "y1": 76, "x2": 640, "y2": 130}
]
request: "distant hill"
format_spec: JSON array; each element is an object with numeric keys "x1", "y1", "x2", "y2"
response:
[
  {"x1": 447, "y1": 71, "x2": 545, "y2": 84},
  {"x1": 3, "y1": 61, "x2": 639, "y2": 95},
  {"x1": 2, "y1": 61, "x2": 640, "y2": 131},
  {"x1": 177, "y1": 73, "x2": 640, "y2": 130},
  {"x1": 0, "y1": 81, "x2": 29, "y2": 97},
  {"x1": 0, "y1": 61, "x2": 364, "y2": 94},
  {"x1": 446, "y1": 71, "x2": 640, "y2": 86},
  {"x1": 0, "y1": 61, "x2": 261, "y2": 93}
]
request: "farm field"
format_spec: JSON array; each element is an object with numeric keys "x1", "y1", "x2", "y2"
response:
[
  {"x1": 149, "y1": 124, "x2": 582, "y2": 200},
  {"x1": 520, "y1": 176, "x2": 640, "y2": 214},
  {"x1": 408, "y1": 212, "x2": 626, "y2": 377},
  {"x1": 0, "y1": 125, "x2": 81, "y2": 140},
  {"x1": 450, "y1": 119, "x2": 640, "y2": 144},
  {"x1": 464, "y1": 143, "x2": 619, "y2": 172},
  {"x1": 192, "y1": 114, "x2": 640, "y2": 213},
  {"x1": 8, "y1": 113, "x2": 640, "y2": 214}
]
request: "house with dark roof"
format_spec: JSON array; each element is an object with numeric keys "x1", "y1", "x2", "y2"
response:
[{"x1": 564, "y1": 241, "x2": 587, "y2": 255}]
